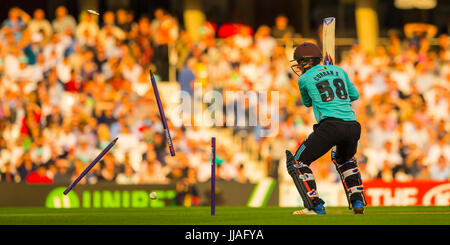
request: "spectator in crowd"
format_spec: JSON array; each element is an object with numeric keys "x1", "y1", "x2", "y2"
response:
[
  {"x1": 426, "y1": 136, "x2": 450, "y2": 164},
  {"x1": 401, "y1": 143, "x2": 420, "y2": 178},
  {"x1": 65, "y1": 69, "x2": 82, "y2": 92},
  {"x1": 98, "y1": 154, "x2": 117, "y2": 182},
  {"x1": 151, "y1": 8, "x2": 178, "y2": 81},
  {"x1": 23, "y1": 32, "x2": 43, "y2": 65},
  {"x1": 233, "y1": 25, "x2": 253, "y2": 50},
  {"x1": 120, "y1": 56, "x2": 142, "y2": 84},
  {"x1": 134, "y1": 14, "x2": 152, "y2": 40},
  {"x1": 2, "y1": 7, "x2": 29, "y2": 42},
  {"x1": 76, "y1": 11, "x2": 99, "y2": 46},
  {"x1": 27, "y1": 8, "x2": 52, "y2": 43},
  {"x1": 26, "y1": 164, "x2": 53, "y2": 183},
  {"x1": 98, "y1": 11, "x2": 126, "y2": 47},
  {"x1": 75, "y1": 137, "x2": 96, "y2": 164},
  {"x1": 430, "y1": 155, "x2": 450, "y2": 181},
  {"x1": 271, "y1": 15, "x2": 295, "y2": 39},
  {"x1": 0, "y1": 162, "x2": 18, "y2": 183},
  {"x1": 52, "y1": 6, "x2": 77, "y2": 34},
  {"x1": 116, "y1": 9, "x2": 134, "y2": 34},
  {"x1": 255, "y1": 25, "x2": 277, "y2": 59},
  {"x1": 16, "y1": 152, "x2": 37, "y2": 182},
  {"x1": 177, "y1": 58, "x2": 196, "y2": 96},
  {"x1": 116, "y1": 161, "x2": 139, "y2": 184},
  {"x1": 140, "y1": 158, "x2": 169, "y2": 184},
  {"x1": 53, "y1": 158, "x2": 72, "y2": 183}
]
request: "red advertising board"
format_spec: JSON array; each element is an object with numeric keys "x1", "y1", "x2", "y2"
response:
[{"x1": 364, "y1": 180, "x2": 450, "y2": 206}]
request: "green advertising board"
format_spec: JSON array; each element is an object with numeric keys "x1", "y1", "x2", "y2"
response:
[
  {"x1": 0, "y1": 180, "x2": 278, "y2": 208},
  {"x1": 45, "y1": 187, "x2": 176, "y2": 208}
]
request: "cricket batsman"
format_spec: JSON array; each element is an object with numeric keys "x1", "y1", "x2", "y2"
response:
[{"x1": 286, "y1": 42, "x2": 366, "y2": 215}]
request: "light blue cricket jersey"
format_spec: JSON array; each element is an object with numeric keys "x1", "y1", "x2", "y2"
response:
[{"x1": 298, "y1": 65, "x2": 359, "y2": 123}]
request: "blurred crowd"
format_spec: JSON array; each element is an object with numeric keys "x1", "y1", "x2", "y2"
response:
[
  {"x1": 0, "y1": 6, "x2": 250, "y2": 196},
  {"x1": 0, "y1": 6, "x2": 448, "y2": 196}
]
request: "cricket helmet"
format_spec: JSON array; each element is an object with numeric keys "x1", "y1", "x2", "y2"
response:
[{"x1": 290, "y1": 42, "x2": 322, "y2": 76}]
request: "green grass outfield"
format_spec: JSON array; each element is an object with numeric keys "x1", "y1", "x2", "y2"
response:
[{"x1": 0, "y1": 206, "x2": 449, "y2": 225}]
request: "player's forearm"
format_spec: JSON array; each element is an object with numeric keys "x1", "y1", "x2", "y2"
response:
[
  {"x1": 348, "y1": 87, "x2": 359, "y2": 101},
  {"x1": 300, "y1": 87, "x2": 312, "y2": 107},
  {"x1": 302, "y1": 101, "x2": 312, "y2": 107},
  {"x1": 349, "y1": 94, "x2": 359, "y2": 101}
]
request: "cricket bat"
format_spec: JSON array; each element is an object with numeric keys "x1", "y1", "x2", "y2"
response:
[{"x1": 322, "y1": 17, "x2": 336, "y2": 65}]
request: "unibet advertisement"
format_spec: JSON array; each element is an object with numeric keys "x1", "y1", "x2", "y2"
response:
[
  {"x1": 45, "y1": 187, "x2": 176, "y2": 208},
  {"x1": 0, "y1": 180, "x2": 278, "y2": 208}
]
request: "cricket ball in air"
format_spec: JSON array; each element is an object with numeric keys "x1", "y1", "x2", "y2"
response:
[{"x1": 149, "y1": 192, "x2": 158, "y2": 200}]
